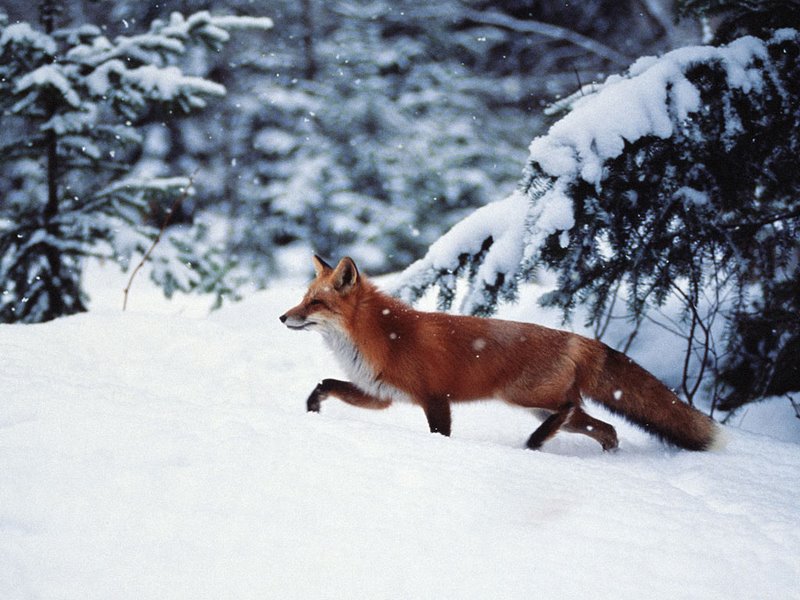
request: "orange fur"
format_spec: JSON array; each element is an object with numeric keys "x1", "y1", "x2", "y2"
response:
[{"x1": 280, "y1": 256, "x2": 720, "y2": 452}]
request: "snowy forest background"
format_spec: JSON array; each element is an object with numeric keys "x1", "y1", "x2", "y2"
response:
[{"x1": 1, "y1": 0, "x2": 798, "y2": 422}]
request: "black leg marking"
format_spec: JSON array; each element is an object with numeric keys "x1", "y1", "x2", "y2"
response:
[
  {"x1": 305, "y1": 378, "x2": 391, "y2": 413},
  {"x1": 423, "y1": 398, "x2": 452, "y2": 437},
  {"x1": 526, "y1": 403, "x2": 574, "y2": 450},
  {"x1": 306, "y1": 382, "x2": 324, "y2": 412}
]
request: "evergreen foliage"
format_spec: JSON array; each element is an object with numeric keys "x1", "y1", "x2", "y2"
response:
[
  {"x1": 178, "y1": 0, "x2": 539, "y2": 279},
  {"x1": 1, "y1": 1, "x2": 683, "y2": 318},
  {"x1": 535, "y1": 30, "x2": 800, "y2": 409},
  {"x1": 0, "y1": 4, "x2": 271, "y2": 322},
  {"x1": 399, "y1": 24, "x2": 800, "y2": 410},
  {"x1": 100, "y1": 1, "x2": 675, "y2": 282}
]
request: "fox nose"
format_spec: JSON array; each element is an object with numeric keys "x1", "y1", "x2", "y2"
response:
[{"x1": 279, "y1": 314, "x2": 287, "y2": 323}]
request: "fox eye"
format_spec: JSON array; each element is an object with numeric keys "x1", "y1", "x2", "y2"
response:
[{"x1": 308, "y1": 298, "x2": 324, "y2": 307}]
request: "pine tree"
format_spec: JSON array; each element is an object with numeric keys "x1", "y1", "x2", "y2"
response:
[
  {"x1": 0, "y1": 4, "x2": 272, "y2": 322},
  {"x1": 398, "y1": 17, "x2": 800, "y2": 410},
  {"x1": 534, "y1": 30, "x2": 800, "y2": 410}
]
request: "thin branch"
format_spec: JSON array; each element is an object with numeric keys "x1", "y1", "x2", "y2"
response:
[
  {"x1": 638, "y1": 0, "x2": 679, "y2": 47},
  {"x1": 670, "y1": 279, "x2": 712, "y2": 405},
  {"x1": 621, "y1": 317, "x2": 642, "y2": 354},
  {"x1": 789, "y1": 395, "x2": 800, "y2": 421},
  {"x1": 718, "y1": 207, "x2": 800, "y2": 230},
  {"x1": 595, "y1": 279, "x2": 622, "y2": 339},
  {"x1": 573, "y1": 68, "x2": 585, "y2": 97},
  {"x1": 122, "y1": 169, "x2": 199, "y2": 311},
  {"x1": 642, "y1": 312, "x2": 686, "y2": 338},
  {"x1": 461, "y1": 8, "x2": 635, "y2": 67},
  {"x1": 681, "y1": 289, "x2": 699, "y2": 405}
]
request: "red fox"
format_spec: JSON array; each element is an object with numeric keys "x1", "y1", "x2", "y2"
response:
[{"x1": 280, "y1": 256, "x2": 721, "y2": 452}]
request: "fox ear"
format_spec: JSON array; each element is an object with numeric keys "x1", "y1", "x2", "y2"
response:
[
  {"x1": 332, "y1": 257, "x2": 359, "y2": 293},
  {"x1": 312, "y1": 255, "x2": 333, "y2": 277}
]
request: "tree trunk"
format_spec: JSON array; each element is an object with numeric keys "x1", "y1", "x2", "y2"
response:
[
  {"x1": 301, "y1": 0, "x2": 317, "y2": 81},
  {"x1": 37, "y1": 0, "x2": 83, "y2": 320}
]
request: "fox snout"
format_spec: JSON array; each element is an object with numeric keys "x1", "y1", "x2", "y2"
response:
[
  {"x1": 280, "y1": 306, "x2": 314, "y2": 330},
  {"x1": 279, "y1": 311, "x2": 303, "y2": 329}
]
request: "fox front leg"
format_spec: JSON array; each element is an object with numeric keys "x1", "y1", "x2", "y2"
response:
[
  {"x1": 306, "y1": 382, "x2": 325, "y2": 412},
  {"x1": 306, "y1": 378, "x2": 391, "y2": 412},
  {"x1": 421, "y1": 397, "x2": 451, "y2": 437}
]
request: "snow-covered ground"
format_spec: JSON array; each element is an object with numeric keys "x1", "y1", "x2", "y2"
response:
[{"x1": 2, "y1": 262, "x2": 799, "y2": 599}]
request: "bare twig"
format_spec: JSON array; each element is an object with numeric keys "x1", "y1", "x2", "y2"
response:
[
  {"x1": 461, "y1": 8, "x2": 634, "y2": 66},
  {"x1": 122, "y1": 169, "x2": 199, "y2": 311},
  {"x1": 638, "y1": 0, "x2": 680, "y2": 48},
  {"x1": 671, "y1": 279, "x2": 712, "y2": 406},
  {"x1": 573, "y1": 68, "x2": 585, "y2": 97},
  {"x1": 681, "y1": 289, "x2": 700, "y2": 405},
  {"x1": 789, "y1": 395, "x2": 800, "y2": 420},
  {"x1": 621, "y1": 317, "x2": 642, "y2": 354},
  {"x1": 594, "y1": 279, "x2": 621, "y2": 339}
]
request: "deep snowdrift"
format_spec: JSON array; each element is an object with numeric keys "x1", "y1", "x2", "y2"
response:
[{"x1": 1, "y1": 266, "x2": 799, "y2": 599}]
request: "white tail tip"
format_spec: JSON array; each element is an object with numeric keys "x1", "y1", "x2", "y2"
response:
[{"x1": 707, "y1": 425, "x2": 728, "y2": 452}]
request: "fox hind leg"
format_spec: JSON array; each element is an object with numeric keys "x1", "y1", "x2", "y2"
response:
[
  {"x1": 563, "y1": 407, "x2": 619, "y2": 451},
  {"x1": 523, "y1": 378, "x2": 619, "y2": 452},
  {"x1": 526, "y1": 402, "x2": 575, "y2": 450}
]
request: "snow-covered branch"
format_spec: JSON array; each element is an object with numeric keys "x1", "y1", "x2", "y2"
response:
[
  {"x1": 397, "y1": 26, "x2": 800, "y2": 409},
  {"x1": 396, "y1": 190, "x2": 534, "y2": 314},
  {"x1": 396, "y1": 29, "x2": 799, "y2": 316},
  {"x1": 67, "y1": 11, "x2": 273, "y2": 68}
]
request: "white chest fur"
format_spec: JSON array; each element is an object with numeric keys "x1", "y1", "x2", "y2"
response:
[{"x1": 321, "y1": 329, "x2": 411, "y2": 403}]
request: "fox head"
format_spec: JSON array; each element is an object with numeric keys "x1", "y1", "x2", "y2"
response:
[{"x1": 279, "y1": 255, "x2": 360, "y2": 332}]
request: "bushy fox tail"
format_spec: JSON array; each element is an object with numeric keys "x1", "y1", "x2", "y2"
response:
[{"x1": 585, "y1": 346, "x2": 722, "y2": 451}]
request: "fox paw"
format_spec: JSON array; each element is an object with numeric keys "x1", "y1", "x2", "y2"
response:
[{"x1": 306, "y1": 396, "x2": 321, "y2": 412}]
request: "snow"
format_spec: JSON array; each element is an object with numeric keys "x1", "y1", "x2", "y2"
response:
[
  {"x1": 127, "y1": 65, "x2": 226, "y2": 101},
  {"x1": 210, "y1": 15, "x2": 275, "y2": 31},
  {"x1": 253, "y1": 128, "x2": 297, "y2": 155},
  {"x1": 530, "y1": 35, "x2": 770, "y2": 186},
  {"x1": 399, "y1": 190, "x2": 530, "y2": 309},
  {"x1": 524, "y1": 178, "x2": 576, "y2": 252},
  {"x1": 98, "y1": 176, "x2": 191, "y2": 197},
  {"x1": 86, "y1": 61, "x2": 225, "y2": 102},
  {"x1": 65, "y1": 11, "x2": 272, "y2": 72},
  {"x1": 395, "y1": 31, "x2": 795, "y2": 317},
  {"x1": 14, "y1": 65, "x2": 81, "y2": 110},
  {"x1": 0, "y1": 23, "x2": 56, "y2": 55},
  {"x1": 675, "y1": 186, "x2": 709, "y2": 206},
  {"x1": 1, "y1": 264, "x2": 799, "y2": 599}
]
